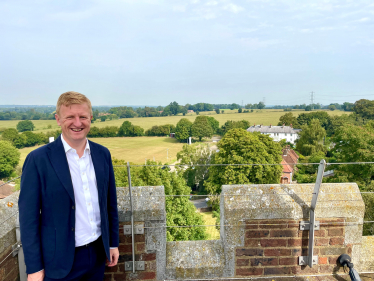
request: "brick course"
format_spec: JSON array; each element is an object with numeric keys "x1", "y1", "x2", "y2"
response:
[
  {"x1": 104, "y1": 222, "x2": 157, "y2": 281},
  {"x1": 235, "y1": 218, "x2": 350, "y2": 278}
]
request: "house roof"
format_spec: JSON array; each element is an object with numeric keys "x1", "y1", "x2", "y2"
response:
[
  {"x1": 247, "y1": 125, "x2": 301, "y2": 134},
  {"x1": 282, "y1": 147, "x2": 299, "y2": 163},
  {"x1": 281, "y1": 160, "x2": 293, "y2": 173}
]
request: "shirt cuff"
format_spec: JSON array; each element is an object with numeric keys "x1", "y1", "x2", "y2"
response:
[{"x1": 110, "y1": 247, "x2": 118, "y2": 250}]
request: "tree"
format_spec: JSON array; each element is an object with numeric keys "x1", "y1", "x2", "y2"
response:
[
  {"x1": 16, "y1": 120, "x2": 35, "y2": 132},
  {"x1": 207, "y1": 117, "x2": 219, "y2": 134},
  {"x1": 0, "y1": 140, "x2": 20, "y2": 178},
  {"x1": 296, "y1": 111, "x2": 331, "y2": 131},
  {"x1": 22, "y1": 131, "x2": 41, "y2": 147},
  {"x1": 204, "y1": 129, "x2": 283, "y2": 194},
  {"x1": 295, "y1": 119, "x2": 326, "y2": 156},
  {"x1": 176, "y1": 143, "x2": 214, "y2": 193},
  {"x1": 2, "y1": 128, "x2": 19, "y2": 143},
  {"x1": 354, "y1": 99, "x2": 374, "y2": 119},
  {"x1": 112, "y1": 159, "x2": 207, "y2": 241},
  {"x1": 331, "y1": 124, "x2": 374, "y2": 235},
  {"x1": 342, "y1": 102, "x2": 354, "y2": 111},
  {"x1": 238, "y1": 108, "x2": 242, "y2": 113},
  {"x1": 118, "y1": 121, "x2": 133, "y2": 136},
  {"x1": 175, "y1": 118, "x2": 193, "y2": 141},
  {"x1": 328, "y1": 104, "x2": 336, "y2": 111},
  {"x1": 230, "y1": 103, "x2": 240, "y2": 110},
  {"x1": 169, "y1": 101, "x2": 180, "y2": 116},
  {"x1": 191, "y1": 116, "x2": 214, "y2": 141},
  {"x1": 100, "y1": 115, "x2": 108, "y2": 122},
  {"x1": 277, "y1": 112, "x2": 299, "y2": 127},
  {"x1": 131, "y1": 125, "x2": 144, "y2": 136},
  {"x1": 257, "y1": 101, "x2": 265, "y2": 109},
  {"x1": 305, "y1": 105, "x2": 312, "y2": 111},
  {"x1": 215, "y1": 108, "x2": 220, "y2": 114},
  {"x1": 220, "y1": 120, "x2": 250, "y2": 135}
]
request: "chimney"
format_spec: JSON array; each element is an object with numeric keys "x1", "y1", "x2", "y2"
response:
[
  {"x1": 282, "y1": 123, "x2": 285, "y2": 128},
  {"x1": 290, "y1": 123, "x2": 293, "y2": 128},
  {"x1": 270, "y1": 124, "x2": 272, "y2": 128}
]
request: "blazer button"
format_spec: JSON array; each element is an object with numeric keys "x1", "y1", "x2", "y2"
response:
[
  {"x1": 72, "y1": 206, "x2": 75, "y2": 210},
  {"x1": 72, "y1": 227, "x2": 74, "y2": 231}
]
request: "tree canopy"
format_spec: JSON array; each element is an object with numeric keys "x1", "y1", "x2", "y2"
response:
[
  {"x1": 112, "y1": 159, "x2": 207, "y2": 241},
  {"x1": 204, "y1": 129, "x2": 283, "y2": 194},
  {"x1": 277, "y1": 112, "x2": 299, "y2": 127},
  {"x1": 175, "y1": 118, "x2": 193, "y2": 141},
  {"x1": 0, "y1": 140, "x2": 20, "y2": 179},
  {"x1": 191, "y1": 116, "x2": 213, "y2": 141},
  {"x1": 17, "y1": 120, "x2": 35, "y2": 132},
  {"x1": 295, "y1": 119, "x2": 326, "y2": 156}
]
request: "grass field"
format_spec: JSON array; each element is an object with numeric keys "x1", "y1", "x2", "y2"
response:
[
  {"x1": 18, "y1": 136, "x2": 185, "y2": 166},
  {"x1": 200, "y1": 211, "x2": 220, "y2": 240},
  {"x1": 0, "y1": 109, "x2": 348, "y2": 134}
]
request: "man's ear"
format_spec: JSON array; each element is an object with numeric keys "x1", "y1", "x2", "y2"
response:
[{"x1": 55, "y1": 114, "x2": 61, "y2": 126}]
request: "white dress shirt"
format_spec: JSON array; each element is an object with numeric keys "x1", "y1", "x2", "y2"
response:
[{"x1": 61, "y1": 135, "x2": 101, "y2": 247}]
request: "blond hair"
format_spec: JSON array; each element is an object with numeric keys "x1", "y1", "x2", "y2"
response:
[{"x1": 56, "y1": 91, "x2": 93, "y2": 116}]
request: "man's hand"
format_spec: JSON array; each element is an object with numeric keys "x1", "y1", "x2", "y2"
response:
[
  {"x1": 28, "y1": 269, "x2": 44, "y2": 281},
  {"x1": 107, "y1": 248, "x2": 119, "y2": 267}
]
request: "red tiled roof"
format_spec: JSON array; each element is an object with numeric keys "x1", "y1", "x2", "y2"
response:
[{"x1": 282, "y1": 160, "x2": 293, "y2": 173}]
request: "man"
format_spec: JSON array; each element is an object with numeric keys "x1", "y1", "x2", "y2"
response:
[{"x1": 19, "y1": 92, "x2": 119, "y2": 281}]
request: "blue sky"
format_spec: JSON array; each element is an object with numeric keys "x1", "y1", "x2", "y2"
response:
[{"x1": 0, "y1": 0, "x2": 373, "y2": 106}]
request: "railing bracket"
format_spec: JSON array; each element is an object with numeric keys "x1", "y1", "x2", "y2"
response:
[
  {"x1": 125, "y1": 261, "x2": 145, "y2": 271},
  {"x1": 12, "y1": 243, "x2": 21, "y2": 257},
  {"x1": 124, "y1": 223, "x2": 144, "y2": 235},
  {"x1": 299, "y1": 256, "x2": 318, "y2": 266},
  {"x1": 300, "y1": 221, "x2": 320, "y2": 230}
]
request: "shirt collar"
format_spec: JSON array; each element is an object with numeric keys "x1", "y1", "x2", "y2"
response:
[{"x1": 61, "y1": 134, "x2": 91, "y2": 155}]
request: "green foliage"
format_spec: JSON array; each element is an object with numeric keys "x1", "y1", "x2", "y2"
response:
[
  {"x1": 175, "y1": 118, "x2": 193, "y2": 141},
  {"x1": 220, "y1": 120, "x2": 250, "y2": 135},
  {"x1": 88, "y1": 126, "x2": 118, "y2": 137},
  {"x1": 305, "y1": 105, "x2": 312, "y2": 111},
  {"x1": 0, "y1": 140, "x2": 20, "y2": 179},
  {"x1": 118, "y1": 121, "x2": 133, "y2": 137},
  {"x1": 297, "y1": 111, "x2": 331, "y2": 131},
  {"x1": 295, "y1": 119, "x2": 326, "y2": 156},
  {"x1": 100, "y1": 115, "x2": 108, "y2": 122},
  {"x1": 145, "y1": 124, "x2": 176, "y2": 136},
  {"x1": 353, "y1": 99, "x2": 374, "y2": 119},
  {"x1": 207, "y1": 117, "x2": 219, "y2": 134},
  {"x1": 1, "y1": 128, "x2": 19, "y2": 143},
  {"x1": 328, "y1": 105, "x2": 336, "y2": 111},
  {"x1": 131, "y1": 125, "x2": 144, "y2": 136},
  {"x1": 112, "y1": 158, "x2": 207, "y2": 241},
  {"x1": 215, "y1": 108, "x2": 220, "y2": 114},
  {"x1": 16, "y1": 120, "x2": 35, "y2": 132},
  {"x1": 176, "y1": 143, "x2": 214, "y2": 193},
  {"x1": 238, "y1": 108, "x2": 242, "y2": 113},
  {"x1": 277, "y1": 112, "x2": 299, "y2": 127},
  {"x1": 191, "y1": 116, "x2": 213, "y2": 141},
  {"x1": 204, "y1": 129, "x2": 283, "y2": 194}
]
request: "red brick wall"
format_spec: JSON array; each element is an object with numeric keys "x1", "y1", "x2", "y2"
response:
[
  {"x1": 0, "y1": 245, "x2": 19, "y2": 281},
  {"x1": 104, "y1": 222, "x2": 157, "y2": 281},
  {"x1": 236, "y1": 218, "x2": 350, "y2": 277}
]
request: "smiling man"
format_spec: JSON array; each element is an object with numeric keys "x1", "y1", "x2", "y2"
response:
[{"x1": 19, "y1": 91, "x2": 119, "y2": 281}]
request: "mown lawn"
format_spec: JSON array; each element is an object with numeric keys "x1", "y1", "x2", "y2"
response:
[
  {"x1": 18, "y1": 136, "x2": 185, "y2": 166},
  {"x1": 199, "y1": 211, "x2": 220, "y2": 240},
  {"x1": 1, "y1": 109, "x2": 348, "y2": 134}
]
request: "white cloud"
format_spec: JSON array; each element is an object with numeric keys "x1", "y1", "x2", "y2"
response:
[
  {"x1": 173, "y1": 5, "x2": 187, "y2": 12},
  {"x1": 239, "y1": 37, "x2": 279, "y2": 49},
  {"x1": 223, "y1": 3, "x2": 244, "y2": 13}
]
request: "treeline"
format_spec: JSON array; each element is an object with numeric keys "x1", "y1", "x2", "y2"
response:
[
  {"x1": 269, "y1": 102, "x2": 354, "y2": 111},
  {"x1": 1, "y1": 128, "x2": 61, "y2": 149},
  {"x1": 0, "y1": 106, "x2": 111, "y2": 120}
]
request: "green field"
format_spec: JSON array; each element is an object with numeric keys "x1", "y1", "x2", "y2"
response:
[
  {"x1": 200, "y1": 211, "x2": 220, "y2": 240},
  {"x1": 0, "y1": 109, "x2": 348, "y2": 134},
  {"x1": 18, "y1": 136, "x2": 185, "y2": 166}
]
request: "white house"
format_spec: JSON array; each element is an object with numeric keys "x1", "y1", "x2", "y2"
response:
[{"x1": 246, "y1": 125, "x2": 301, "y2": 144}]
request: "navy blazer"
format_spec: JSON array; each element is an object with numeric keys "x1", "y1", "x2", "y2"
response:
[{"x1": 19, "y1": 136, "x2": 119, "y2": 279}]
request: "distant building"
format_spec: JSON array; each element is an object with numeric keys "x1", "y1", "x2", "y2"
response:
[
  {"x1": 280, "y1": 146, "x2": 299, "y2": 184},
  {"x1": 246, "y1": 124, "x2": 301, "y2": 144},
  {"x1": 187, "y1": 110, "x2": 194, "y2": 113}
]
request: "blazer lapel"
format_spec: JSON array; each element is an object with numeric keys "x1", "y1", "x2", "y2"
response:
[
  {"x1": 47, "y1": 136, "x2": 75, "y2": 203},
  {"x1": 89, "y1": 141, "x2": 105, "y2": 203}
]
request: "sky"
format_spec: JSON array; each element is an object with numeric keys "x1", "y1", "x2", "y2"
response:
[{"x1": 0, "y1": 0, "x2": 373, "y2": 106}]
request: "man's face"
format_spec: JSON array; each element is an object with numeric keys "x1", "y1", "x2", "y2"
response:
[{"x1": 55, "y1": 103, "x2": 92, "y2": 146}]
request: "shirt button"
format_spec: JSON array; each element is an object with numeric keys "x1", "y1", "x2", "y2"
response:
[{"x1": 82, "y1": 172, "x2": 85, "y2": 175}]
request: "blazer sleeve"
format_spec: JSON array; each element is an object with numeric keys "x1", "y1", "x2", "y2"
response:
[
  {"x1": 18, "y1": 153, "x2": 44, "y2": 274},
  {"x1": 107, "y1": 152, "x2": 119, "y2": 248}
]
